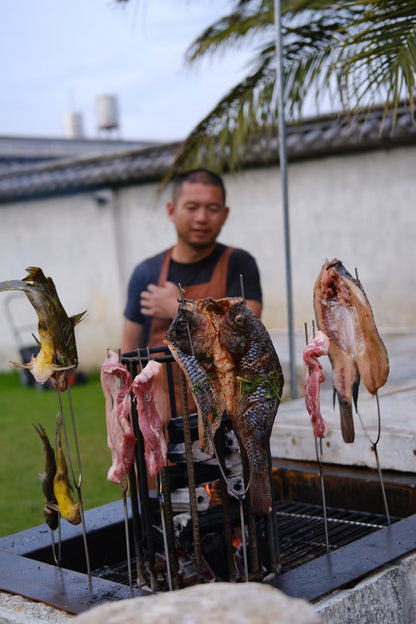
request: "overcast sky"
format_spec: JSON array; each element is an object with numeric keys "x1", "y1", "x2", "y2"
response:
[{"x1": 0, "y1": 0, "x2": 257, "y2": 142}]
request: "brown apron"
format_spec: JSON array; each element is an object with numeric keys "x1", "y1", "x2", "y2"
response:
[{"x1": 148, "y1": 245, "x2": 234, "y2": 417}]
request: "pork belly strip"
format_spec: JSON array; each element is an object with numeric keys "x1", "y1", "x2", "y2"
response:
[
  {"x1": 101, "y1": 350, "x2": 136, "y2": 484},
  {"x1": 132, "y1": 360, "x2": 168, "y2": 478},
  {"x1": 303, "y1": 330, "x2": 330, "y2": 439}
]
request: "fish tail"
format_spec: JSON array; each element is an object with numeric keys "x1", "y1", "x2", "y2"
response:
[{"x1": 339, "y1": 398, "x2": 355, "y2": 443}]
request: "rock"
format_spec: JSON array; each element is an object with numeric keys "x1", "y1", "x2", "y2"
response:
[{"x1": 74, "y1": 582, "x2": 321, "y2": 624}]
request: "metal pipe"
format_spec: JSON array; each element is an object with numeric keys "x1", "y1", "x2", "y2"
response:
[{"x1": 274, "y1": 0, "x2": 297, "y2": 399}]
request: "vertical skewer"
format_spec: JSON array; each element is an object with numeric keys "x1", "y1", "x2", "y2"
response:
[
  {"x1": 177, "y1": 283, "x2": 254, "y2": 580},
  {"x1": 140, "y1": 346, "x2": 174, "y2": 592},
  {"x1": 353, "y1": 268, "x2": 390, "y2": 526},
  {"x1": 355, "y1": 397, "x2": 391, "y2": 525},
  {"x1": 55, "y1": 373, "x2": 91, "y2": 579},
  {"x1": 305, "y1": 322, "x2": 330, "y2": 553},
  {"x1": 121, "y1": 479, "x2": 133, "y2": 588}
]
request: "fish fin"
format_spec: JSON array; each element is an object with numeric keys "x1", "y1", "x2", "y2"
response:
[
  {"x1": 70, "y1": 311, "x2": 87, "y2": 326},
  {"x1": 10, "y1": 359, "x2": 32, "y2": 370},
  {"x1": 46, "y1": 502, "x2": 60, "y2": 512},
  {"x1": 338, "y1": 397, "x2": 355, "y2": 443},
  {"x1": 51, "y1": 363, "x2": 76, "y2": 372},
  {"x1": 23, "y1": 267, "x2": 46, "y2": 282},
  {"x1": 352, "y1": 378, "x2": 360, "y2": 411}
]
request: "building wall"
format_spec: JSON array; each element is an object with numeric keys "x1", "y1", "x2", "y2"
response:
[{"x1": 0, "y1": 144, "x2": 414, "y2": 373}]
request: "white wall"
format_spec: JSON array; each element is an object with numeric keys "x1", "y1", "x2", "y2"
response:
[{"x1": 0, "y1": 144, "x2": 414, "y2": 373}]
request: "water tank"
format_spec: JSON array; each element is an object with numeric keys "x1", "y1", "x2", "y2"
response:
[
  {"x1": 63, "y1": 112, "x2": 84, "y2": 139},
  {"x1": 96, "y1": 94, "x2": 119, "y2": 132}
]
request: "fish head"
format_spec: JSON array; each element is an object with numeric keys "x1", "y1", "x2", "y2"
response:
[{"x1": 165, "y1": 300, "x2": 216, "y2": 362}]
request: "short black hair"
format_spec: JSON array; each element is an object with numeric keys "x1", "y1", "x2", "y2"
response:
[{"x1": 172, "y1": 169, "x2": 226, "y2": 204}]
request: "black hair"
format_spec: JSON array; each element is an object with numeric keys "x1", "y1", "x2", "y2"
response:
[{"x1": 172, "y1": 168, "x2": 226, "y2": 204}]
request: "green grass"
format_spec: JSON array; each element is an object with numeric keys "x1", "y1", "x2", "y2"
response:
[{"x1": 0, "y1": 371, "x2": 121, "y2": 537}]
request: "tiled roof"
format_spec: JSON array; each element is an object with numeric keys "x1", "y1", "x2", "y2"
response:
[{"x1": 0, "y1": 105, "x2": 414, "y2": 204}]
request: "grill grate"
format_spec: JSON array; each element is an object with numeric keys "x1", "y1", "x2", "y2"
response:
[{"x1": 92, "y1": 500, "x2": 396, "y2": 586}]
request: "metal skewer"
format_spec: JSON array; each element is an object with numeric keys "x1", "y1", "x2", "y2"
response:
[
  {"x1": 305, "y1": 321, "x2": 330, "y2": 553},
  {"x1": 353, "y1": 268, "x2": 390, "y2": 526},
  {"x1": 55, "y1": 372, "x2": 91, "y2": 579},
  {"x1": 137, "y1": 349, "x2": 173, "y2": 589},
  {"x1": 177, "y1": 283, "x2": 253, "y2": 581}
]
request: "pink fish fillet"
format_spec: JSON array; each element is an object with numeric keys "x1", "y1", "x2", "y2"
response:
[
  {"x1": 303, "y1": 331, "x2": 330, "y2": 438},
  {"x1": 132, "y1": 360, "x2": 168, "y2": 478},
  {"x1": 101, "y1": 350, "x2": 136, "y2": 484}
]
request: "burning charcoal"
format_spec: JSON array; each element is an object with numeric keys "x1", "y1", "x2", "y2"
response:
[
  {"x1": 167, "y1": 441, "x2": 217, "y2": 464},
  {"x1": 171, "y1": 487, "x2": 210, "y2": 513}
]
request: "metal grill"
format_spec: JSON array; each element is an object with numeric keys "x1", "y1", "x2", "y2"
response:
[{"x1": 91, "y1": 500, "x2": 396, "y2": 586}]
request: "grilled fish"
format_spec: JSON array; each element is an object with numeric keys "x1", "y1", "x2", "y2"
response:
[
  {"x1": 0, "y1": 267, "x2": 86, "y2": 390},
  {"x1": 165, "y1": 297, "x2": 284, "y2": 515},
  {"x1": 314, "y1": 258, "x2": 389, "y2": 442},
  {"x1": 53, "y1": 415, "x2": 81, "y2": 524},
  {"x1": 33, "y1": 423, "x2": 59, "y2": 530}
]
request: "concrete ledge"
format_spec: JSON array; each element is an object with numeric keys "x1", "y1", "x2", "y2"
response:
[{"x1": 315, "y1": 552, "x2": 416, "y2": 624}]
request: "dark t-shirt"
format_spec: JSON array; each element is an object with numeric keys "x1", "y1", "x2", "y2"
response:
[{"x1": 124, "y1": 243, "x2": 262, "y2": 343}]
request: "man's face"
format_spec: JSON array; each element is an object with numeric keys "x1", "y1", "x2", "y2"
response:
[{"x1": 167, "y1": 181, "x2": 229, "y2": 250}]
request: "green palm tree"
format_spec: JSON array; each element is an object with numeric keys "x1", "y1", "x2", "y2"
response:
[{"x1": 164, "y1": 0, "x2": 416, "y2": 177}]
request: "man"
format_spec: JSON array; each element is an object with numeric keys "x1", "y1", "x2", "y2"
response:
[{"x1": 121, "y1": 168, "x2": 262, "y2": 353}]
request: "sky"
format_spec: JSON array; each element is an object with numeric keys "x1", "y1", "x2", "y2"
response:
[{"x1": 0, "y1": 0, "x2": 257, "y2": 142}]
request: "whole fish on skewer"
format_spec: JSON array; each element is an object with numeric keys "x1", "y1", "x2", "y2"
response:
[
  {"x1": 52, "y1": 415, "x2": 81, "y2": 525},
  {"x1": 313, "y1": 258, "x2": 389, "y2": 442},
  {"x1": 165, "y1": 297, "x2": 284, "y2": 515},
  {"x1": 33, "y1": 423, "x2": 59, "y2": 530},
  {"x1": 0, "y1": 267, "x2": 86, "y2": 390}
]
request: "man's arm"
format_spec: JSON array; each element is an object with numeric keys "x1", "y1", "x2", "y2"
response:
[{"x1": 121, "y1": 318, "x2": 145, "y2": 353}]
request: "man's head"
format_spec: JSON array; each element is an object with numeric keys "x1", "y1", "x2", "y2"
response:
[
  {"x1": 172, "y1": 169, "x2": 226, "y2": 205},
  {"x1": 167, "y1": 169, "x2": 229, "y2": 254}
]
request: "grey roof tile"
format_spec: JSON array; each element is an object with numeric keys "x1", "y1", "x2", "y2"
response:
[{"x1": 0, "y1": 106, "x2": 415, "y2": 203}]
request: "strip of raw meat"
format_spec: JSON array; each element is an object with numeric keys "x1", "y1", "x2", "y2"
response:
[
  {"x1": 303, "y1": 331, "x2": 330, "y2": 438},
  {"x1": 100, "y1": 350, "x2": 136, "y2": 484},
  {"x1": 132, "y1": 360, "x2": 168, "y2": 478}
]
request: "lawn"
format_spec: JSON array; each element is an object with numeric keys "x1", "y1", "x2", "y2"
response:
[{"x1": 0, "y1": 370, "x2": 121, "y2": 537}]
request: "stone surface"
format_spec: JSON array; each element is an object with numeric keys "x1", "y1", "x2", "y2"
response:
[
  {"x1": 316, "y1": 554, "x2": 416, "y2": 624},
  {"x1": 74, "y1": 582, "x2": 322, "y2": 624},
  {"x1": 0, "y1": 592, "x2": 72, "y2": 623}
]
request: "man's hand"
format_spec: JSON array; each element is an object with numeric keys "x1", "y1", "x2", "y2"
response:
[{"x1": 140, "y1": 281, "x2": 180, "y2": 320}]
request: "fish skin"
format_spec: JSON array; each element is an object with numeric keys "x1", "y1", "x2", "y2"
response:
[
  {"x1": 33, "y1": 423, "x2": 59, "y2": 530},
  {"x1": 0, "y1": 267, "x2": 86, "y2": 390},
  {"x1": 53, "y1": 415, "x2": 81, "y2": 525},
  {"x1": 166, "y1": 297, "x2": 284, "y2": 515},
  {"x1": 314, "y1": 258, "x2": 389, "y2": 443}
]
